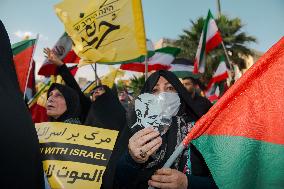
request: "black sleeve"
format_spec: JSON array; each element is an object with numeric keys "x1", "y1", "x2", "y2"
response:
[
  {"x1": 57, "y1": 64, "x2": 91, "y2": 121},
  {"x1": 203, "y1": 97, "x2": 213, "y2": 112},
  {"x1": 188, "y1": 174, "x2": 218, "y2": 189},
  {"x1": 115, "y1": 151, "x2": 142, "y2": 186}
]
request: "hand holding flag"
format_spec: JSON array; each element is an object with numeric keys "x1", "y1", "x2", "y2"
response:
[
  {"x1": 152, "y1": 37, "x2": 284, "y2": 189},
  {"x1": 43, "y1": 47, "x2": 64, "y2": 67}
]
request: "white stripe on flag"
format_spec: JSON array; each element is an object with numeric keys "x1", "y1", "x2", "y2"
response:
[
  {"x1": 206, "y1": 18, "x2": 219, "y2": 42},
  {"x1": 213, "y1": 60, "x2": 228, "y2": 77},
  {"x1": 148, "y1": 52, "x2": 175, "y2": 66},
  {"x1": 169, "y1": 64, "x2": 194, "y2": 72}
]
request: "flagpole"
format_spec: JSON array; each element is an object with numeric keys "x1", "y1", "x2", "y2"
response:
[
  {"x1": 91, "y1": 63, "x2": 99, "y2": 86},
  {"x1": 23, "y1": 34, "x2": 39, "y2": 100},
  {"x1": 95, "y1": 63, "x2": 100, "y2": 85},
  {"x1": 144, "y1": 55, "x2": 148, "y2": 81},
  {"x1": 138, "y1": 0, "x2": 148, "y2": 81},
  {"x1": 216, "y1": 0, "x2": 222, "y2": 18},
  {"x1": 221, "y1": 41, "x2": 233, "y2": 71}
]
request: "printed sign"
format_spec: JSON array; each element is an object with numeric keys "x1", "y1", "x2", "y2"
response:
[{"x1": 36, "y1": 122, "x2": 119, "y2": 189}]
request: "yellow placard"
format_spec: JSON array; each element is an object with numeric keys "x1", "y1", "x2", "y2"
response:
[
  {"x1": 101, "y1": 66, "x2": 125, "y2": 88},
  {"x1": 36, "y1": 122, "x2": 119, "y2": 189},
  {"x1": 54, "y1": 0, "x2": 147, "y2": 66}
]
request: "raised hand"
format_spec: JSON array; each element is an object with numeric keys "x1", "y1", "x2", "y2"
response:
[{"x1": 43, "y1": 47, "x2": 64, "y2": 66}]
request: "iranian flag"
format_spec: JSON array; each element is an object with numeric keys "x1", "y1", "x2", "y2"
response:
[
  {"x1": 184, "y1": 37, "x2": 284, "y2": 188},
  {"x1": 12, "y1": 39, "x2": 36, "y2": 93},
  {"x1": 38, "y1": 33, "x2": 73, "y2": 76},
  {"x1": 205, "y1": 81, "x2": 228, "y2": 104},
  {"x1": 193, "y1": 10, "x2": 222, "y2": 73},
  {"x1": 206, "y1": 55, "x2": 229, "y2": 90},
  {"x1": 120, "y1": 46, "x2": 180, "y2": 72}
]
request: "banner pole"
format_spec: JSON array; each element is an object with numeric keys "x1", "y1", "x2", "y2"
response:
[{"x1": 23, "y1": 34, "x2": 39, "y2": 100}]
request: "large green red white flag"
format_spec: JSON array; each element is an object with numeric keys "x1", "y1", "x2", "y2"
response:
[
  {"x1": 184, "y1": 37, "x2": 284, "y2": 188},
  {"x1": 12, "y1": 39, "x2": 36, "y2": 93},
  {"x1": 206, "y1": 56, "x2": 229, "y2": 90},
  {"x1": 205, "y1": 56, "x2": 229, "y2": 102},
  {"x1": 193, "y1": 10, "x2": 222, "y2": 73},
  {"x1": 120, "y1": 46, "x2": 180, "y2": 72}
]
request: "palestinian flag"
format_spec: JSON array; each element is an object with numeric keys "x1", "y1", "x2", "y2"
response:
[
  {"x1": 38, "y1": 33, "x2": 74, "y2": 76},
  {"x1": 193, "y1": 10, "x2": 222, "y2": 73},
  {"x1": 120, "y1": 47, "x2": 180, "y2": 72},
  {"x1": 12, "y1": 39, "x2": 36, "y2": 93},
  {"x1": 169, "y1": 58, "x2": 200, "y2": 78},
  {"x1": 185, "y1": 37, "x2": 284, "y2": 188}
]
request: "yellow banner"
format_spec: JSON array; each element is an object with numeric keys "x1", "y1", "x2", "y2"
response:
[
  {"x1": 101, "y1": 66, "x2": 125, "y2": 88},
  {"x1": 36, "y1": 122, "x2": 119, "y2": 189},
  {"x1": 54, "y1": 0, "x2": 147, "y2": 66}
]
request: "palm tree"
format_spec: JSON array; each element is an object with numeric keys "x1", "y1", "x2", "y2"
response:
[
  {"x1": 175, "y1": 14, "x2": 256, "y2": 80},
  {"x1": 128, "y1": 75, "x2": 145, "y2": 97}
]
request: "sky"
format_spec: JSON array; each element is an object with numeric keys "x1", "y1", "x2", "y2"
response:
[{"x1": 0, "y1": 0, "x2": 283, "y2": 81}]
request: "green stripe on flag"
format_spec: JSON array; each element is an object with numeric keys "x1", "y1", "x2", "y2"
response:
[
  {"x1": 12, "y1": 39, "x2": 36, "y2": 55},
  {"x1": 198, "y1": 10, "x2": 211, "y2": 63},
  {"x1": 192, "y1": 135, "x2": 284, "y2": 189},
  {"x1": 98, "y1": 47, "x2": 180, "y2": 65},
  {"x1": 155, "y1": 46, "x2": 181, "y2": 56},
  {"x1": 173, "y1": 71, "x2": 201, "y2": 79},
  {"x1": 98, "y1": 51, "x2": 155, "y2": 65}
]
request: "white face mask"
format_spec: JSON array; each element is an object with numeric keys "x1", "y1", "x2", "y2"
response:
[{"x1": 132, "y1": 92, "x2": 181, "y2": 135}]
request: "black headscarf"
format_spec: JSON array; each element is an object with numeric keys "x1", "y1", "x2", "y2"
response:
[
  {"x1": 141, "y1": 70, "x2": 202, "y2": 120},
  {"x1": 0, "y1": 20, "x2": 44, "y2": 188},
  {"x1": 47, "y1": 83, "x2": 81, "y2": 122},
  {"x1": 117, "y1": 70, "x2": 210, "y2": 189},
  {"x1": 83, "y1": 85, "x2": 127, "y2": 189},
  {"x1": 84, "y1": 85, "x2": 126, "y2": 131}
]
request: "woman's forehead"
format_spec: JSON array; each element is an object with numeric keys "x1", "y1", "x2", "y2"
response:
[
  {"x1": 155, "y1": 76, "x2": 172, "y2": 86},
  {"x1": 50, "y1": 88, "x2": 62, "y2": 95}
]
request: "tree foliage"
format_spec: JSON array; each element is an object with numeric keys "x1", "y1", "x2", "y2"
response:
[
  {"x1": 128, "y1": 75, "x2": 145, "y2": 97},
  {"x1": 175, "y1": 14, "x2": 256, "y2": 80}
]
